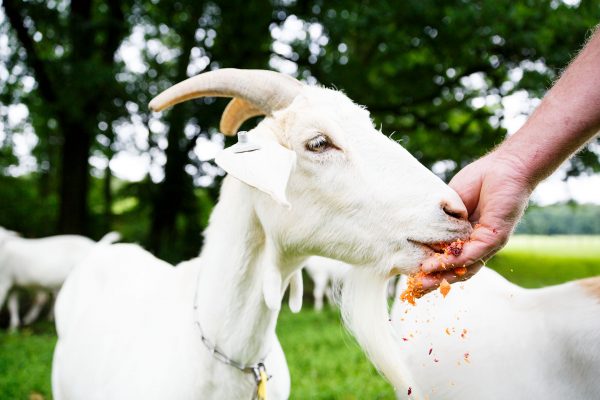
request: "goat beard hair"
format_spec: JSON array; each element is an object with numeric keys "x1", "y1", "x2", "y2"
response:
[{"x1": 337, "y1": 268, "x2": 421, "y2": 398}]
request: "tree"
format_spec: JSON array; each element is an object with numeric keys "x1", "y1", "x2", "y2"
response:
[
  {"x1": 2, "y1": 0, "x2": 132, "y2": 234},
  {"x1": 286, "y1": 0, "x2": 600, "y2": 176}
]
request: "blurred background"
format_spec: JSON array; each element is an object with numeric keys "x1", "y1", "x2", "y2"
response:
[{"x1": 0, "y1": 0, "x2": 599, "y2": 399}]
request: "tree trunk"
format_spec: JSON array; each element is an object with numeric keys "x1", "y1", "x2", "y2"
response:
[{"x1": 58, "y1": 121, "x2": 91, "y2": 234}]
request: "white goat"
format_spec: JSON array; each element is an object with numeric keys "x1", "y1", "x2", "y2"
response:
[
  {"x1": 303, "y1": 256, "x2": 350, "y2": 311},
  {"x1": 0, "y1": 228, "x2": 120, "y2": 331},
  {"x1": 304, "y1": 256, "x2": 398, "y2": 311},
  {"x1": 52, "y1": 69, "x2": 471, "y2": 400},
  {"x1": 391, "y1": 267, "x2": 600, "y2": 399}
]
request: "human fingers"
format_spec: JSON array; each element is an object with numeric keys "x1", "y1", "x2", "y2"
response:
[
  {"x1": 418, "y1": 262, "x2": 483, "y2": 294},
  {"x1": 420, "y1": 224, "x2": 504, "y2": 273}
]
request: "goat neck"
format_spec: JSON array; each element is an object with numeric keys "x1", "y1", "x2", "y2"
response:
[{"x1": 194, "y1": 177, "x2": 298, "y2": 366}]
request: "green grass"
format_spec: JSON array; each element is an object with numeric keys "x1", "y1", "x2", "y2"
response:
[
  {"x1": 2, "y1": 235, "x2": 600, "y2": 399},
  {"x1": 278, "y1": 308, "x2": 394, "y2": 400},
  {"x1": 487, "y1": 235, "x2": 600, "y2": 288},
  {"x1": 0, "y1": 322, "x2": 56, "y2": 400}
]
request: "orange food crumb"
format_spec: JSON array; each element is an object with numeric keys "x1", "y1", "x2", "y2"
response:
[
  {"x1": 461, "y1": 328, "x2": 468, "y2": 339},
  {"x1": 454, "y1": 266, "x2": 467, "y2": 276},
  {"x1": 439, "y1": 279, "x2": 451, "y2": 298},
  {"x1": 445, "y1": 327, "x2": 451, "y2": 336},
  {"x1": 400, "y1": 271, "x2": 426, "y2": 306}
]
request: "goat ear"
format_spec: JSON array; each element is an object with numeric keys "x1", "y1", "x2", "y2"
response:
[
  {"x1": 215, "y1": 135, "x2": 296, "y2": 207},
  {"x1": 288, "y1": 270, "x2": 303, "y2": 313}
]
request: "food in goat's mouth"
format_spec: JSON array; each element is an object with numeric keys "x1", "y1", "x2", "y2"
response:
[
  {"x1": 444, "y1": 239, "x2": 465, "y2": 257},
  {"x1": 454, "y1": 266, "x2": 467, "y2": 276}
]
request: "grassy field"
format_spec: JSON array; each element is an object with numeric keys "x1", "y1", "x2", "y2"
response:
[
  {"x1": 1, "y1": 235, "x2": 599, "y2": 399},
  {"x1": 486, "y1": 235, "x2": 600, "y2": 288}
]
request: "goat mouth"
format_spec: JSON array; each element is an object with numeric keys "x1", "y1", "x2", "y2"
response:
[
  {"x1": 407, "y1": 238, "x2": 467, "y2": 257},
  {"x1": 407, "y1": 239, "x2": 447, "y2": 254}
]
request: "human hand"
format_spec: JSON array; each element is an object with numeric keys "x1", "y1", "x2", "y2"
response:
[{"x1": 419, "y1": 150, "x2": 534, "y2": 290}]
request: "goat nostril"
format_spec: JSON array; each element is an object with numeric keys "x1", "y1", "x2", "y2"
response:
[{"x1": 442, "y1": 203, "x2": 468, "y2": 220}]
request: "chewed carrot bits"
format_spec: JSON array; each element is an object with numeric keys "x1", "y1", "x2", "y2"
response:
[
  {"x1": 454, "y1": 266, "x2": 467, "y2": 276},
  {"x1": 461, "y1": 329, "x2": 468, "y2": 338},
  {"x1": 400, "y1": 272, "x2": 426, "y2": 305},
  {"x1": 443, "y1": 239, "x2": 465, "y2": 257}
]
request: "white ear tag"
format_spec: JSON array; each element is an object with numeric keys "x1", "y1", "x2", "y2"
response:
[{"x1": 215, "y1": 132, "x2": 295, "y2": 207}]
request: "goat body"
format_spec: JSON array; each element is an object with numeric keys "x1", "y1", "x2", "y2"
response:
[
  {"x1": 0, "y1": 231, "x2": 119, "y2": 330},
  {"x1": 304, "y1": 256, "x2": 350, "y2": 310},
  {"x1": 53, "y1": 69, "x2": 472, "y2": 399},
  {"x1": 391, "y1": 267, "x2": 600, "y2": 399}
]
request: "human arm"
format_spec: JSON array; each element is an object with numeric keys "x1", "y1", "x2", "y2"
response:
[{"x1": 420, "y1": 26, "x2": 600, "y2": 287}]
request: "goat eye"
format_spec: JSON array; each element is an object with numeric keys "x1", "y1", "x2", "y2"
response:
[{"x1": 305, "y1": 135, "x2": 332, "y2": 153}]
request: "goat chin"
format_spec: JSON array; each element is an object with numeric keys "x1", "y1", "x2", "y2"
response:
[{"x1": 339, "y1": 268, "x2": 422, "y2": 399}]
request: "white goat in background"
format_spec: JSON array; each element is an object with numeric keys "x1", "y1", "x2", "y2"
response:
[
  {"x1": 303, "y1": 256, "x2": 350, "y2": 311},
  {"x1": 391, "y1": 267, "x2": 600, "y2": 399},
  {"x1": 52, "y1": 69, "x2": 471, "y2": 400},
  {"x1": 304, "y1": 256, "x2": 399, "y2": 311},
  {"x1": 0, "y1": 228, "x2": 119, "y2": 331}
]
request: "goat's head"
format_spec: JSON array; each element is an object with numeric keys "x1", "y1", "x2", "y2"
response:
[
  {"x1": 151, "y1": 69, "x2": 472, "y2": 395},
  {"x1": 150, "y1": 69, "x2": 471, "y2": 277}
]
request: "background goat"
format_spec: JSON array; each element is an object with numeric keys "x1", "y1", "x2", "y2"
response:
[
  {"x1": 303, "y1": 256, "x2": 350, "y2": 311},
  {"x1": 391, "y1": 267, "x2": 600, "y2": 399},
  {"x1": 0, "y1": 228, "x2": 119, "y2": 331},
  {"x1": 304, "y1": 256, "x2": 398, "y2": 311},
  {"x1": 52, "y1": 69, "x2": 471, "y2": 399}
]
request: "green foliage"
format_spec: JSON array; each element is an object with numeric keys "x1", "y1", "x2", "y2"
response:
[
  {"x1": 1, "y1": 0, "x2": 600, "y2": 260},
  {"x1": 287, "y1": 0, "x2": 600, "y2": 175},
  {"x1": 0, "y1": 175, "x2": 57, "y2": 237},
  {"x1": 516, "y1": 203, "x2": 600, "y2": 235}
]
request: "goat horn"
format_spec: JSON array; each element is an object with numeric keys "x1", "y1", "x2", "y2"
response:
[
  {"x1": 149, "y1": 69, "x2": 303, "y2": 135},
  {"x1": 220, "y1": 98, "x2": 263, "y2": 135}
]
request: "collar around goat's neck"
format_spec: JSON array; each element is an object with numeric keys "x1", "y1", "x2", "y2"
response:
[{"x1": 193, "y1": 270, "x2": 271, "y2": 396}]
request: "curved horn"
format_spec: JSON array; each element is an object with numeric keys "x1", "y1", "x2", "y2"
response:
[
  {"x1": 149, "y1": 69, "x2": 303, "y2": 135},
  {"x1": 220, "y1": 98, "x2": 263, "y2": 135}
]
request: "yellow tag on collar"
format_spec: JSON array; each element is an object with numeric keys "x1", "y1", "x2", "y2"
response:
[{"x1": 256, "y1": 369, "x2": 268, "y2": 400}]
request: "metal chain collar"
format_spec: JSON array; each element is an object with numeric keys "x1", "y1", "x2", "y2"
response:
[{"x1": 193, "y1": 272, "x2": 271, "y2": 395}]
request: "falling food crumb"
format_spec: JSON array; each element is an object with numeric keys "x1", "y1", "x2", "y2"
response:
[
  {"x1": 402, "y1": 338, "x2": 409, "y2": 342},
  {"x1": 439, "y1": 279, "x2": 451, "y2": 297},
  {"x1": 408, "y1": 387, "x2": 412, "y2": 396},
  {"x1": 445, "y1": 328, "x2": 451, "y2": 336},
  {"x1": 400, "y1": 272, "x2": 426, "y2": 305},
  {"x1": 434, "y1": 358, "x2": 439, "y2": 363},
  {"x1": 464, "y1": 352, "x2": 470, "y2": 363},
  {"x1": 428, "y1": 348, "x2": 433, "y2": 355},
  {"x1": 461, "y1": 329, "x2": 468, "y2": 339}
]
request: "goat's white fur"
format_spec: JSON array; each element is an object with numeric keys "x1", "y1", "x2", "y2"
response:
[
  {"x1": 391, "y1": 267, "x2": 600, "y2": 399},
  {"x1": 52, "y1": 81, "x2": 470, "y2": 399},
  {"x1": 0, "y1": 228, "x2": 119, "y2": 330}
]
